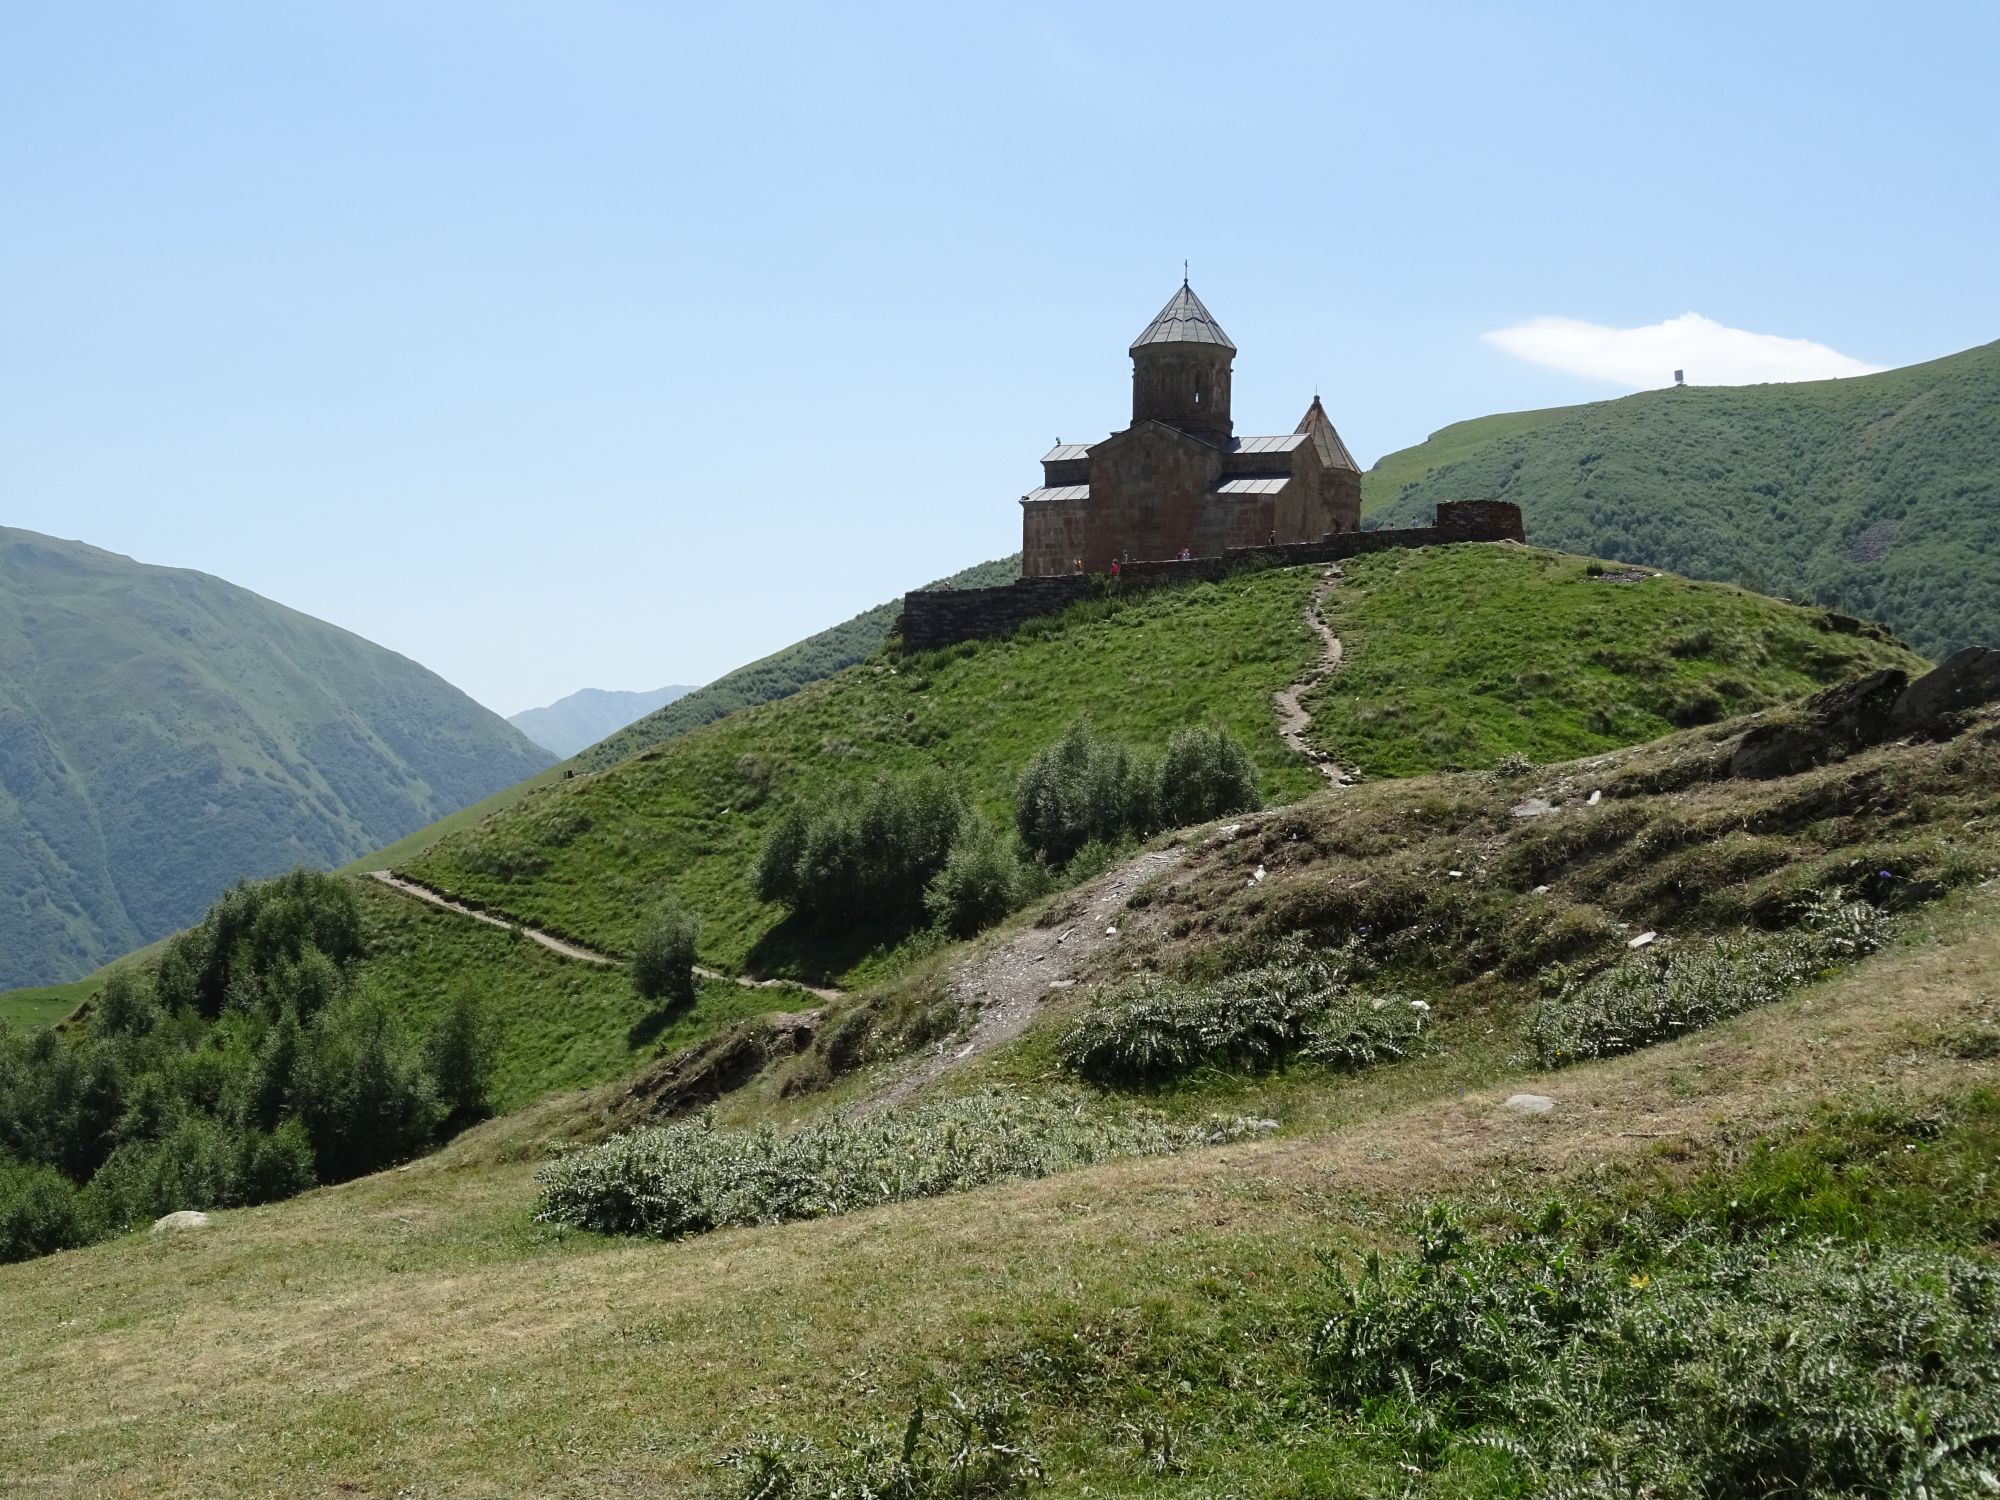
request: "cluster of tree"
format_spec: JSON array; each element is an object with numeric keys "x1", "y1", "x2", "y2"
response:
[
  {"x1": 754, "y1": 722, "x2": 1261, "y2": 941},
  {"x1": 1016, "y1": 722, "x2": 1260, "y2": 867},
  {"x1": 0, "y1": 870, "x2": 494, "y2": 1264}
]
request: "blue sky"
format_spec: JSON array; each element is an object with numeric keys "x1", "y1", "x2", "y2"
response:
[{"x1": 5, "y1": 2, "x2": 1995, "y2": 715}]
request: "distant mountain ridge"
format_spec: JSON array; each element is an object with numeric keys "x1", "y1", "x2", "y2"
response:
[
  {"x1": 508, "y1": 685, "x2": 697, "y2": 758},
  {"x1": 1362, "y1": 339, "x2": 2000, "y2": 659},
  {"x1": 0, "y1": 527, "x2": 554, "y2": 988}
]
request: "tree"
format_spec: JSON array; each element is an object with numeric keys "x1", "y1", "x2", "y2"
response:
[{"x1": 632, "y1": 897, "x2": 701, "y2": 1007}]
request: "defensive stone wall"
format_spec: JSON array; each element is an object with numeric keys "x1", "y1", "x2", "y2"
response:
[{"x1": 899, "y1": 500, "x2": 1523, "y2": 653}]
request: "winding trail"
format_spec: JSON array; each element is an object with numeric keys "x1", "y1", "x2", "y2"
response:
[
  {"x1": 365, "y1": 870, "x2": 843, "y2": 1002},
  {"x1": 1272, "y1": 565, "x2": 1354, "y2": 785}
]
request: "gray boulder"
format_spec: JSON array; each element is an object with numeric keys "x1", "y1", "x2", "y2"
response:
[{"x1": 150, "y1": 1210, "x2": 210, "y2": 1234}]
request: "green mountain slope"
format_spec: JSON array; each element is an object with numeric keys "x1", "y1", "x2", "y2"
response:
[
  {"x1": 1362, "y1": 340, "x2": 2000, "y2": 659},
  {"x1": 506, "y1": 685, "x2": 696, "y2": 758},
  {"x1": 0, "y1": 528, "x2": 554, "y2": 988},
  {"x1": 404, "y1": 546, "x2": 1915, "y2": 987}
]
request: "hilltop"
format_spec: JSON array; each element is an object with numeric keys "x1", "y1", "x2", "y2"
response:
[
  {"x1": 0, "y1": 527, "x2": 553, "y2": 989},
  {"x1": 1363, "y1": 339, "x2": 2000, "y2": 658},
  {"x1": 507, "y1": 685, "x2": 697, "y2": 758}
]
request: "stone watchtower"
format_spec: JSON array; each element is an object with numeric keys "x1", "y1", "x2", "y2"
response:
[
  {"x1": 1019, "y1": 280, "x2": 1362, "y2": 576},
  {"x1": 1129, "y1": 282, "x2": 1236, "y2": 446}
]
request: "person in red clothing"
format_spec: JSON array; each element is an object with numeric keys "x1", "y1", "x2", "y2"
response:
[{"x1": 1109, "y1": 559, "x2": 1121, "y2": 577}]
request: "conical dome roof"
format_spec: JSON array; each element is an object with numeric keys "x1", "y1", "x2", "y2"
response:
[{"x1": 1130, "y1": 281, "x2": 1236, "y2": 354}]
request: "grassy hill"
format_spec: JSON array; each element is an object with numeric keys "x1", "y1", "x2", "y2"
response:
[
  {"x1": 0, "y1": 528, "x2": 554, "y2": 989},
  {"x1": 1362, "y1": 340, "x2": 2000, "y2": 659},
  {"x1": 5, "y1": 677, "x2": 1996, "y2": 1495},
  {"x1": 402, "y1": 547, "x2": 1915, "y2": 987}
]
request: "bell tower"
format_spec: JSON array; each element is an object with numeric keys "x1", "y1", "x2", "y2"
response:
[{"x1": 1129, "y1": 279, "x2": 1236, "y2": 445}]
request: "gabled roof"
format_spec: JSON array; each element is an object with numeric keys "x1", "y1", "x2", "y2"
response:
[
  {"x1": 1130, "y1": 281, "x2": 1236, "y2": 354},
  {"x1": 1297, "y1": 395, "x2": 1360, "y2": 472},
  {"x1": 1041, "y1": 443, "x2": 1093, "y2": 463}
]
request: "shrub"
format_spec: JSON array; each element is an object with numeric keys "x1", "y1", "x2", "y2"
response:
[
  {"x1": 1058, "y1": 937, "x2": 1425, "y2": 1084},
  {"x1": 925, "y1": 814, "x2": 1022, "y2": 937},
  {"x1": 238, "y1": 1119, "x2": 317, "y2": 1204},
  {"x1": 1529, "y1": 891, "x2": 1889, "y2": 1067},
  {"x1": 535, "y1": 1091, "x2": 1255, "y2": 1239},
  {"x1": 1309, "y1": 1205, "x2": 2000, "y2": 1496},
  {"x1": 631, "y1": 897, "x2": 701, "y2": 1006},
  {"x1": 424, "y1": 993, "x2": 497, "y2": 1124},
  {"x1": 759, "y1": 769, "x2": 968, "y2": 922},
  {"x1": 0, "y1": 1161, "x2": 93, "y2": 1263},
  {"x1": 1156, "y1": 724, "x2": 1259, "y2": 828},
  {"x1": 1017, "y1": 720, "x2": 1257, "y2": 868},
  {"x1": 294, "y1": 998, "x2": 442, "y2": 1181},
  {"x1": 1016, "y1": 723, "x2": 1150, "y2": 867}
]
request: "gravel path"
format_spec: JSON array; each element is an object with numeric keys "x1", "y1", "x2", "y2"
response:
[
  {"x1": 365, "y1": 870, "x2": 843, "y2": 1001},
  {"x1": 861, "y1": 844, "x2": 1190, "y2": 1112},
  {"x1": 1273, "y1": 566, "x2": 1355, "y2": 785}
]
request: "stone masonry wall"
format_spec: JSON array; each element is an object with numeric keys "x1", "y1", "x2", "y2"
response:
[{"x1": 900, "y1": 500, "x2": 1524, "y2": 653}]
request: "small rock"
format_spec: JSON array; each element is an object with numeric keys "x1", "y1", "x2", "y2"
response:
[
  {"x1": 1532, "y1": 884, "x2": 1552, "y2": 895},
  {"x1": 1587, "y1": 789, "x2": 1602, "y2": 806},
  {"x1": 1448, "y1": 869, "x2": 1464, "y2": 879},
  {"x1": 1628, "y1": 931, "x2": 1658, "y2": 949},
  {"x1": 1047, "y1": 979, "x2": 1075, "y2": 990},
  {"x1": 1253, "y1": 865, "x2": 1267, "y2": 883},
  {"x1": 1511, "y1": 798, "x2": 1555, "y2": 818},
  {"x1": 1104, "y1": 925, "x2": 1118, "y2": 937},
  {"x1": 1217, "y1": 822, "x2": 1243, "y2": 842},
  {"x1": 151, "y1": 1210, "x2": 210, "y2": 1234},
  {"x1": 1248, "y1": 1118, "x2": 1280, "y2": 1132},
  {"x1": 1504, "y1": 1094, "x2": 1556, "y2": 1116}
]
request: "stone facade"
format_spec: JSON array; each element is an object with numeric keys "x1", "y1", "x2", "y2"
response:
[
  {"x1": 1020, "y1": 282, "x2": 1363, "y2": 577},
  {"x1": 901, "y1": 501, "x2": 1526, "y2": 653}
]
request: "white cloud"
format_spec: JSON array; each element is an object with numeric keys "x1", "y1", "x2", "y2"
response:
[{"x1": 1483, "y1": 312, "x2": 1884, "y2": 389}]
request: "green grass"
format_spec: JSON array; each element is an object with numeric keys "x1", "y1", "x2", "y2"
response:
[
  {"x1": 1360, "y1": 402, "x2": 1582, "y2": 516},
  {"x1": 1366, "y1": 339, "x2": 2000, "y2": 660},
  {"x1": 3, "y1": 878, "x2": 1995, "y2": 1497},
  {"x1": 0, "y1": 978, "x2": 92, "y2": 1033},
  {"x1": 407, "y1": 567, "x2": 1328, "y2": 983},
  {"x1": 348, "y1": 878, "x2": 800, "y2": 1113},
  {"x1": 0, "y1": 526, "x2": 554, "y2": 991},
  {"x1": 1305, "y1": 544, "x2": 1924, "y2": 776}
]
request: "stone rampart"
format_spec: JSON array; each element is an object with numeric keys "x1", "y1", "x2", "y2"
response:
[{"x1": 898, "y1": 500, "x2": 1523, "y2": 653}]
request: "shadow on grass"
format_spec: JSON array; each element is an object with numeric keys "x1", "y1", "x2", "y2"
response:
[
  {"x1": 742, "y1": 908, "x2": 926, "y2": 986},
  {"x1": 626, "y1": 993, "x2": 698, "y2": 1049}
]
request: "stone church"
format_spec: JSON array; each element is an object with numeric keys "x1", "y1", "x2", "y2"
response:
[{"x1": 1021, "y1": 282, "x2": 1362, "y2": 577}]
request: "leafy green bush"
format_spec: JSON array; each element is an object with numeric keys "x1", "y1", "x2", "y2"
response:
[
  {"x1": 630, "y1": 897, "x2": 701, "y2": 1007},
  {"x1": 0, "y1": 1160, "x2": 92, "y2": 1261},
  {"x1": 757, "y1": 769, "x2": 967, "y2": 922},
  {"x1": 1017, "y1": 720, "x2": 1258, "y2": 869},
  {"x1": 1058, "y1": 938, "x2": 1425, "y2": 1084},
  {"x1": 535, "y1": 1091, "x2": 1254, "y2": 1240},
  {"x1": 1530, "y1": 892, "x2": 1889, "y2": 1067},
  {"x1": 293, "y1": 997, "x2": 442, "y2": 1182},
  {"x1": 1310, "y1": 1203, "x2": 2000, "y2": 1495},
  {"x1": 924, "y1": 814, "x2": 1021, "y2": 938},
  {"x1": 1156, "y1": 724, "x2": 1260, "y2": 830}
]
